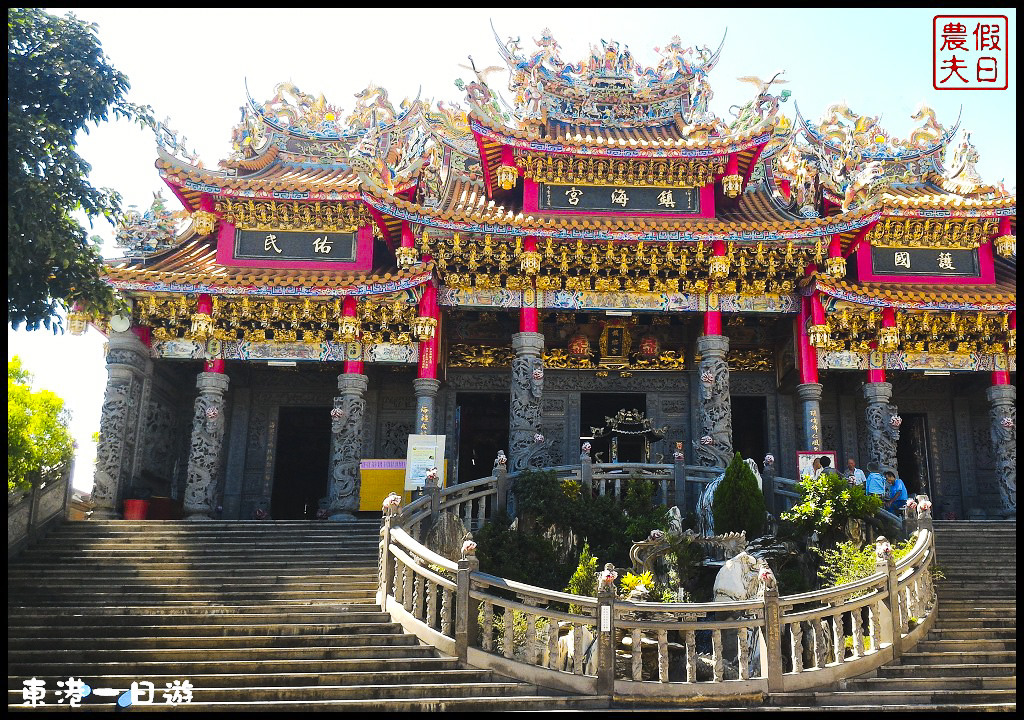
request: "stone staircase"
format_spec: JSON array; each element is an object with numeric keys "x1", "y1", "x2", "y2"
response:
[
  {"x1": 8, "y1": 520, "x2": 603, "y2": 711},
  {"x1": 769, "y1": 520, "x2": 1016, "y2": 711}
]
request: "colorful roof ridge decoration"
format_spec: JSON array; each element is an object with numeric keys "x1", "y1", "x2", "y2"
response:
[
  {"x1": 114, "y1": 191, "x2": 188, "y2": 258},
  {"x1": 814, "y1": 275, "x2": 1014, "y2": 312},
  {"x1": 492, "y1": 23, "x2": 725, "y2": 129}
]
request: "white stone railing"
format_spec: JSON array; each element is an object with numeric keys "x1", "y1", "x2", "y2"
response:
[
  {"x1": 8, "y1": 462, "x2": 74, "y2": 559},
  {"x1": 379, "y1": 468, "x2": 937, "y2": 700}
]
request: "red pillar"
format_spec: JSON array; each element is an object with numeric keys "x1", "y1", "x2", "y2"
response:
[
  {"x1": 520, "y1": 236, "x2": 539, "y2": 333},
  {"x1": 798, "y1": 295, "x2": 819, "y2": 384},
  {"x1": 196, "y1": 293, "x2": 225, "y2": 373},
  {"x1": 704, "y1": 240, "x2": 727, "y2": 335},
  {"x1": 417, "y1": 285, "x2": 439, "y2": 380},
  {"x1": 342, "y1": 295, "x2": 364, "y2": 375},
  {"x1": 993, "y1": 311, "x2": 1014, "y2": 385}
]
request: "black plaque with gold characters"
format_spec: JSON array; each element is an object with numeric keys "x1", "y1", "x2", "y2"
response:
[
  {"x1": 538, "y1": 183, "x2": 699, "y2": 213},
  {"x1": 870, "y1": 246, "x2": 980, "y2": 277},
  {"x1": 234, "y1": 229, "x2": 357, "y2": 262}
]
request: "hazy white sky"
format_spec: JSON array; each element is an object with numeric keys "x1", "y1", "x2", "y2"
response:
[{"x1": 10, "y1": 8, "x2": 1017, "y2": 492}]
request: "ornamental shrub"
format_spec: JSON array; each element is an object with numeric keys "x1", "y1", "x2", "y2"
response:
[
  {"x1": 816, "y1": 537, "x2": 916, "y2": 588},
  {"x1": 781, "y1": 470, "x2": 882, "y2": 546},
  {"x1": 565, "y1": 542, "x2": 598, "y2": 613},
  {"x1": 712, "y1": 453, "x2": 766, "y2": 539}
]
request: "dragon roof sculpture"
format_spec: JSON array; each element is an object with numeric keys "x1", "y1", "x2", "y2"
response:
[{"x1": 491, "y1": 23, "x2": 726, "y2": 129}]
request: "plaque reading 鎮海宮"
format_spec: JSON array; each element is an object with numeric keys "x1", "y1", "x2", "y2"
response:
[
  {"x1": 234, "y1": 229, "x2": 357, "y2": 262},
  {"x1": 870, "y1": 246, "x2": 980, "y2": 277},
  {"x1": 538, "y1": 183, "x2": 699, "y2": 213}
]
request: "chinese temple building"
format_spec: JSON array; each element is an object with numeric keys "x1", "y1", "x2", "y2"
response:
[{"x1": 83, "y1": 27, "x2": 1016, "y2": 523}]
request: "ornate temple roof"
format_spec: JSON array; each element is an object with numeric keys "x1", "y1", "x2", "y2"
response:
[{"x1": 100, "y1": 25, "x2": 1013, "y2": 326}]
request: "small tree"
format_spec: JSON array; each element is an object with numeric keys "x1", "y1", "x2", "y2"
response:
[
  {"x1": 781, "y1": 469, "x2": 882, "y2": 546},
  {"x1": 713, "y1": 452, "x2": 766, "y2": 538},
  {"x1": 8, "y1": 357, "x2": 74, "y2": 493}
]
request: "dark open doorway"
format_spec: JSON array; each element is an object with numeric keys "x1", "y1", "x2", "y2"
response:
[
  {"x1": 581, "y1": 393, "x2": 647, "y2": 463},
  {"x1": 896, "y1": 414, "x2": 931, "y2": 496},
  {"x1": 456, "y1": 392, "x2": 510, "y2": 484},
  {"x1": 731, "y1": 396, "x2": 768, "y2": 465},
  {"x1": 271, "y1": 406, "x2": 331, "y2": 519}
]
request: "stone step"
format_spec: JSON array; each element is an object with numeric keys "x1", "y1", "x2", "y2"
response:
[
  {"x1": 845, "y1": 676, "x2": 1016, "y2": 692},
  {"x1": 8, "y1": 634, "x2": 423, "y2": 651},
  {"x1": 9, "y1": 580, "x2": 380, "y2": 593},
  {"x1": 914, "y1": 639, "x2": 1015, "y2": 652},
  {"x1": 10, "y1": 597, "x2": 379, "y2": 608},
  {"x1": 8, "y1": 653, "x2": 482, "y2": 677},
  {"x1": 9, "y1": 621, "x2": 407, "y2": 639},
  {"x1": 768, "y1": 701, "x2": 1018, "y2": 712},
  {"x1": 9, "y1": 590, "x2": 379, "y2": 601},
  {"x1": 9, "y1": 562, "x2": 378, "y2": 574},
  {"x1": 899, "y1": 650, "x2": 1017, "y2": 665},
  {"x1": 4, "y1": 693, "x2": 611, "y2": 712},
  {"x1": 7, "y1": 604, "x2": 384, "y2": 619},
  {"x1": 929, "y1": 628, "x2": 1017, "y2": 641},
  {"x1": 11, "y1": 681, "x2": 541, "y2": 704},
  {"x1": 9, "y1": 643, "x2": 439, "y2": 664},
  {"x1": 877, "y1": 662, "x2": 1017, "y2": 679},
  {"x1": 935, "y1": 614, "x2": 1017, "y2": 628},
  {"x1": 6, "y1": 665, "x2": 494, "y2": 690},
  {"x1": 772, "y1": 689, "x2": 1017, "y2": 707}
]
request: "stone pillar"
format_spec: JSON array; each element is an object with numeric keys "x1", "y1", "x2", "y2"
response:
[
  {"x1": 91, "y1": 330, "x2": 151, "y2": 520},
  {"x1": 509, "y1": 332, "x2": 545, "y2": 473},
  {"x1": 986, "y1": 384, "x2": 1016, "y2": 514},
  {"x1": 414, "y1": 377, "x2": 441, "y2": 435},
  {"x1": 864, "y1": 381, "x2": 899, "y2": 472},
  {"x1": 328, "y1": 373, "x2": 369, "y2": 520},
  {"x1": 796, "y1": 382, "x2": 824, "y2": 452},
  {"x1": 183, "y1": 371, "x2": 230, "y2": 520},
  {"x1": 693, "y1": 334, "x2": 732, "y2": 468}
]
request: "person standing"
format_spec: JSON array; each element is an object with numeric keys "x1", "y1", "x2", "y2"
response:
[
  {"x1": 865, "y1": 461, "x2": 886, "y2": 498},
  {"x1": 846, "y1": 457, "x2": 867, "y2": 487}
]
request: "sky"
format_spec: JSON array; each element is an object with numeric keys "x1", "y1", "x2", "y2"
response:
[{"x1": 10, "y1": 8, "x2": 1017, "y2": 492}]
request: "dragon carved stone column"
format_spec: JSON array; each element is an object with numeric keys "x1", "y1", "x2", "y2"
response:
[
  {"x1": 183, "y1": 371, "x2": 230, "y2": 520},
  {"x1": 91, "y1": 330, "x2": 152, "y2": 520},
  {"x1": 693, "y1": 334, "x2": 733, "y2": 468},
  {"x1": 864, "y1": 381, "x2": 899, "y2": 473},
  {"x1": 327, "y1": 373, "x2": 369, "y2": 520},
  {"x1": 986, "y1": 384, "x2": 1016, "y2": 514},
  {"x1": 508, "y1": 332, "x2": 545, "y2": 473}
]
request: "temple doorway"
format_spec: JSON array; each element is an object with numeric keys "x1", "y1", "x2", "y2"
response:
[
  {"x1": 271, "y1": 406, "x2": 331, "y2": 519},
  {"x1": 896, "y1": 414, "x2": 931, "y2": 496},
  {"x1": 580, "y1": 393, "x2": 647, "y2": 462},
  {"x1": 731, "y1": 396, "x2": 768, "y2": 465},
  {"x1": 455, "y1": 393, "x2": 510, "y2": 484}
]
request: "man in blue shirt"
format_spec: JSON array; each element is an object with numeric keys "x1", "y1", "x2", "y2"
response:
[
  {"x1": 865, "y1": 461, "x2": 886, "y2": 497},
  {"x1": 883, "y1": 469, "x2": 908, "y2": 513}
]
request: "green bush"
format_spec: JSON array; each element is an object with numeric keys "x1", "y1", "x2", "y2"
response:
[
  {"x1": 816, "y1": 537, "x2": 916, "y2": 588},
  {"x1": 781, "y1": 470, "x2": 882, "y2": 546},
  {"x1": 713, "y1": 453, "x2": 766, "y2": 538},
  {"x1": 565, "y1": 542, "x2": 598, "y2": 613}
]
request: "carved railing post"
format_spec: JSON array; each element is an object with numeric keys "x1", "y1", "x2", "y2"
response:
[
  {"x1": 796, "y1": 383, "x2": 823, "y2": 452},
  {"x1": 761, "y1": 583, "x2": 783, "y2": 693},
  {"x1": 672, "y1": 446, "x2": 687, "y2": 511},
  {"x1": 183, "y1": 371, "x2": 230, "y2": 520},
  {"x1": 986, "y1": 385, "x2": 1016, "y2": 514},
  {"x1": 455, "y1": 553, "x2": 480, "y2": 663},
  {"x1": 494, "y1": 453, "x2": 509, "y2": 518},
  {"x1": 875, "y1": 537, "x2": 901, "y2": 657},
  {"x1": 581, "y1": 445, "x2": 593, "y2": 497},
  {"x1": 92, "y1": 331, "x2": 151, "y2": 520},
  {"x1": 508, "y1": 332, "x2": 545, "y2": 473},
  {"x1": 328, "y1": 373, "x2": 368, "y2": 520},
  {"x1": 761, "y1": 454, "x2": 777, "y2": 516},
  {"x1": 413, "y1": 377, "x2": 441, "y2": 435},
  {"x1": 379, "y1": 511, "x2": 396, "y2": 607},
  {"x1": 425, "y1": 468, "x2": 441, "y2": 536},
  {"x1": 864, "y1": 382, "x2": 899, "y2": 473},
  {"x1": 694, "y1": 334, "x2": 732, "y2": 467},
  {"x1": 596, "y1": 583, "x2": 616, "y2": 697}
]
